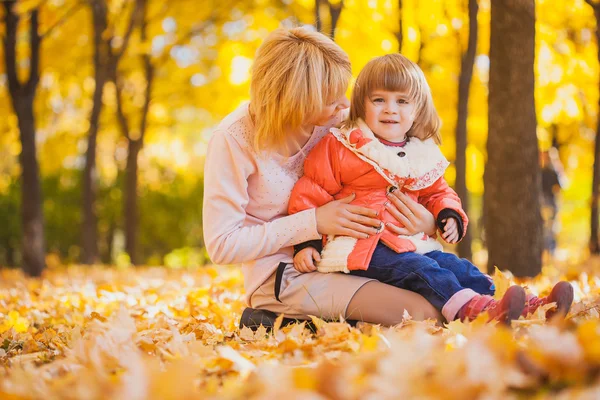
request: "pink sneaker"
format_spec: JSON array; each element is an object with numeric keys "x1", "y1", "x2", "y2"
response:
[
  {"x1": 521, "y1": 281, "x2": 574, "y2": 319},
  {"x1": 458, "y1": 286, "x2": 526, "y2": 324}
]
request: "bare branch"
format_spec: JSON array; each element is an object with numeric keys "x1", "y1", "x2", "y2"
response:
[
  {"x1": 115, "y1": 0, "x2": 143, "y2": 60},
  {"x1": 586, "y1": 0, "x2": 600, "y2": 10},
  {"x1": 115, "y1": 80, "x2": 131, "y2": 140},
  {"x1": 145, "y1": 1, "x2": 174, "y2": 25},
  {"x1": 138, "y1": 0, "x2": 153, "y2": 144},
  {"x1": 153, "y1": 0, "x2": 238, "y2": 66},
  {"x1": 26, "y1": 9, "x2": 41, "y2": 94},
  {"x1": 3, "y1": 1, "x2": 21, "y2": 95},
  {"x1": 154, "y1": 16, "x2": 219, "y2": 67},
  {"x1": 40, "y1": 1, "x2": 84, "y2": 39},
  {"x1": 110, "y1": 0, "x2": 130, "y2": 32}
]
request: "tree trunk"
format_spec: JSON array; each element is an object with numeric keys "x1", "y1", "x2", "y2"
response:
[
  {"x1": 329, "y1": 1, "x2": 343, "y2": 40},
  {"x1": 315, "y1": 0, "x2": 322, "y2": 32},
  {"x1": 417, "y1": 24, "x2": 427, "y2": 68},
  {"x1": 122, "y1": 0, "x2": 153, "y2": 265},
  {"x1": 16, "y1": 99, "x2": 45, "y2": 276},
  {"x1": 124, "y1": 139, "x2": 141, "y2": 264},
  {"x1": 588, "y1": 3, "x2": 600, "y2": 254},
  {"x1": 455, "y1": 0, "x2": 478, "y2": 260},
  {"x1": 6, "y1": 242, "x2": 15, "y2": 266},
  {"x1": 396, "y1": 0, "x2": 403, "y2": 52},
  {"x1": 485, "y1": 0, "x2": 541, "y2": 276},
  {"x1": 82, "y1": 0, "x2": 109, "y2": 264},
  {"x1": 591, "y1": 161, "x2": 599, "y2": 254},
  {"x1": 3, "y1": 2, "x2": 46, "y2": 276},
  {"x1": 104, "y1": 218, "x2": 116, "y2": 263},
  {"x1": 591, "y1": 103, "x2": 600, "y2": 254}
]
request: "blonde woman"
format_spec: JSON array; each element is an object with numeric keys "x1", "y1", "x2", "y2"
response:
[{"x1": 203, "y1": 27, "x2": 441, "y2": 326}]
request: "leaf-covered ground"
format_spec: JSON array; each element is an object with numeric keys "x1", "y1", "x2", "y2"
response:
[{"x1": 1, "y1": 261, "x2": 600, "y2": 399}]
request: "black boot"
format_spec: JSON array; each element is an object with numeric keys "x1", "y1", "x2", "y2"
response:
[
  {"x1": 239, "y1": 307, "x2": 311, "y2": 331},
  {"x1": 239, "y1": 308, "x2": 358, "y2": 332}
]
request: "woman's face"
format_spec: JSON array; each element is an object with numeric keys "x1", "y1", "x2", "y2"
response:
[{"x1": 310, "y1": 95, "x2": 350, "y2": 126}]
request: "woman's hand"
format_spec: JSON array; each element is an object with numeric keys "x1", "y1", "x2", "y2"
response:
[
  {"x1": 384, "y1": 190, "x2": 436, "y2": 236},
  {"x1": 315, "y1": 194, "x2": 382, "y2": 239},
  {"x1": 293, "y1": 247, "x2": 320, "y2": 273}
]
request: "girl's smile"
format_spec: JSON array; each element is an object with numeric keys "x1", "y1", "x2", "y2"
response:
[{"x1": 364, "y1": 90, "x2": 416, "y2": 143}]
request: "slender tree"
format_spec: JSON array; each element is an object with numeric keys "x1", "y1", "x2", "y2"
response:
[
  {"x1": 115, "y1": 0, "x2": 153, "y2": 265},
  {"x1": 314, "y1": 0, "x2": 344, "y2": 40},
  {"x1": 3, "y1": 2, "x2": 45, "y2": 276},
  {"x1": 315, "y1": 0, "x2": 322, "y2": 32},
  {"x1": 396, "y1": 0, "x2": 403, "y2": 52},
  {"x1": 114, "y1": 2, "x2": 229, "y2": 264},
  {"x1": 2, "y1": 1, "x2": 81, "y2": 275},
  {"x1": 81, "y1": 0, "x2": 142, "y2": 264},
  {"x1": 485, "y1": 0, "x2": 541, "y2": 276},
  {"x1": 454, "y1": 0, "x2": 478, "y2": 260},
  {"x1": 328, "y1": 1, "x2": 343, "y2": 39}
]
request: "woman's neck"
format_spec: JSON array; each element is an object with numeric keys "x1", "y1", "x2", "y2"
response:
[{"x1": 277, "y1": 124, "x2": 314, "y2": 157}]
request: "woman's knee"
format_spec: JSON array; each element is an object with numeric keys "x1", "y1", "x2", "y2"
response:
[{"x1": 346, "y1": 281, "x2": 443, "y2": 325}]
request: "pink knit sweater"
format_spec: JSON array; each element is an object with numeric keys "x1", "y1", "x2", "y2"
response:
[{"x1": 203, "y1": 103, "x2": 338, "y2": 303}]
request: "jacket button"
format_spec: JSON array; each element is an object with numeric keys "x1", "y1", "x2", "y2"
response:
[{"x1": 398, "y1": 151, "x2": 406, "y2": 157}]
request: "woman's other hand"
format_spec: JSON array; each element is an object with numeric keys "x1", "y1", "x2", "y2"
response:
[
  {"x1": 384, "y1": 190, "x2": 436, "y2": 236},
  {"x1": 315, "y1": 194, "x2": 382, "y2": 239}
]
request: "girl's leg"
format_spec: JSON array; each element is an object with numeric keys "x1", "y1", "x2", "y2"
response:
[
  {"x1": 425, "y1": 251, "x2": 495, "y2": 295},
  {"x1": 351, "y1": 244, "x2": 475, "y2": 321},
  {"x1": 346, "y1": 280, "x2": 443, "y2": 325}
]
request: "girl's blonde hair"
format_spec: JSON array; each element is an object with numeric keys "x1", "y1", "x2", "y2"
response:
[
  {"x1": 346, "y1": 53, "x2": 441, "y2": 144},
  {"x1": 249, "y1": 27, "x2": 352, "y2": 151}
]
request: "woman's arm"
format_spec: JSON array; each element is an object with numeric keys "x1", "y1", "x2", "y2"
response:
[
  {"x1": 202, "y1": 131, "x2": 321, "y2": 265},
  {"x1": 289, "y1": 134, "x2": 381, "y2": 238}
]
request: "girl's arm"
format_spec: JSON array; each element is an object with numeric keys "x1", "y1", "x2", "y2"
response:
[
  {"x1": 418, "y1": 177, "x2": 469, "y2": 242},
  {"x1": 202, "y1": 131, "x2": 321, "y2": 265}
]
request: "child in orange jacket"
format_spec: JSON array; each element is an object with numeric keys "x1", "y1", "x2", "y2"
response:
[{"x1": 288, "y1": 54, "x2": 573, "y2": 323}]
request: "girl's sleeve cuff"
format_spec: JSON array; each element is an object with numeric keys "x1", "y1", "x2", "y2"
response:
[{"x1": 436, "y1": 209, "x2": 464, "y2": 241}]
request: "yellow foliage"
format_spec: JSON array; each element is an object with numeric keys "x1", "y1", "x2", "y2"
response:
[{"x1": 492, "y1": 266, "x2": 512, "y2": 300}]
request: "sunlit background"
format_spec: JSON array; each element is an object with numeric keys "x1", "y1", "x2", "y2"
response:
[{"x1": 0, "y1": 0, "x2": 597, "y2": 269}]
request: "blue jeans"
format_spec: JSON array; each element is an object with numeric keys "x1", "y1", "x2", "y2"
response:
[{"x1": 350, "y1": 242, "x2": 495, "y2": 312}]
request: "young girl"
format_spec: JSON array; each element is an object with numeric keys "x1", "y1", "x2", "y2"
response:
[{"x1": 289, "y1": 54, "x2": 573, "y2": 323}]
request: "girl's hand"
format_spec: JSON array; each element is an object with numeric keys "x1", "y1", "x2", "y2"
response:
[
  {"x1": 441, "y1": 218, "x2": 459, "y2": 244},
  {"x1": 293, "y1": 247, "x2": 320, "y2": 273},
  {"x1": 315, "y1": 194, "x2": 382, "y2": 239},
  {"x1": 384, "y1": 190, "x2": 436, "y2": 236}
]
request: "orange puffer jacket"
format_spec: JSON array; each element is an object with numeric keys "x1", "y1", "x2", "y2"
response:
[{"x1": 288, "y1": 120, "x2": 468, "y2": 273}]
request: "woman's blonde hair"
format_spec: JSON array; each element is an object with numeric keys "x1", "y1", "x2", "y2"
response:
[
  {"x1": 249, "y1": 27, "x2": 352, "y2": 151},
  {"x1": 346, "y1": 53, "x2": 441, "y2": 144}
]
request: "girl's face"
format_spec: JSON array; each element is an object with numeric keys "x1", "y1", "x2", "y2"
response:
[
  {"x1": 310, "y1": 94, "x2": 350, "y2": 126},
  {"x1": 364, "y1": 90, "x2": 416, "y2": 142}
]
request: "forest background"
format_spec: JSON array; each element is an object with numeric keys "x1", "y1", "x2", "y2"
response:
[{"x1": 1, "y1": 0, "x2": 599, "y2": 277}]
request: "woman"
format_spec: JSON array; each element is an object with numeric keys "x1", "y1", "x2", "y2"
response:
[{"x1": 203, "y1": 27, "x2": 442, "y2": 325}]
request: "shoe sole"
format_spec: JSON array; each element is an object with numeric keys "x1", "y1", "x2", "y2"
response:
[
  {"x1": 547, "y1": 281, "x2": 574, "y2": 319},
  {"x1": 499, "y1": 286, "x2": 526, "y2": 325}
]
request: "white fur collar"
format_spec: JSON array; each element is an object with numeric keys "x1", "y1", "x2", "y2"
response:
[{"x1": 330, "y1": 119, "x2": 449, "y2": 190}]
